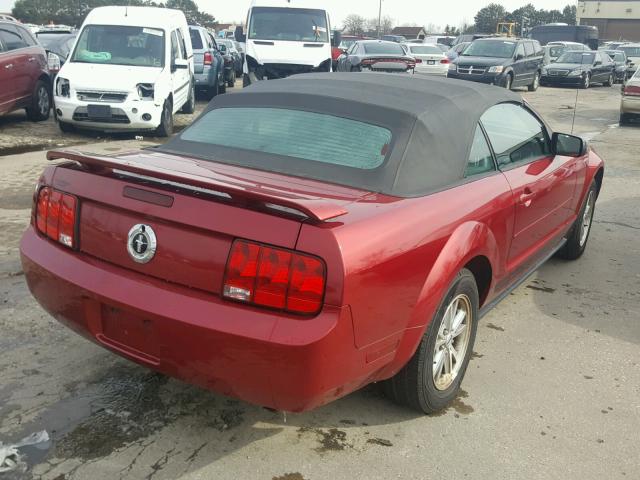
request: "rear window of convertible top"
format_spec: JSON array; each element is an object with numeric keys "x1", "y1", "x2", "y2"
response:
[{"x1": 179, "y1": 107, "x2": 392, "y2": 170}]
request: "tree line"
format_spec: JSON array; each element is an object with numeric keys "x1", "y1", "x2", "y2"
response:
[{"x1": 11, "y1": 0, "x2": 215, "y2": 27}]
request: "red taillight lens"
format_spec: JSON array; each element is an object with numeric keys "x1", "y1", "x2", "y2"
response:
[
  {"x1": 204, "y1": 52, "x2": 213, "y2": 65},
  {"x1": 415, "y1": 58, "x2": 423, "y2": 63},
  {"x1": 35, "y1": 187, "x2": 78, "y2": 248},
  {"x1": 223, "y1": 240, "x2": 326, "y2": 315},
  {"x1": 440, "y1": 58, "x2": 450, "y2": 64},
  {"x1": 623, "y1": 85, "x2": 640, "y2": 96}
]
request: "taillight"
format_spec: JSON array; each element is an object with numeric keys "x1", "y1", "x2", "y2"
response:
[
  {"x1": 223, "y1": 239, "x2": 326, "y2": 315},
  {"x1": 204, "y1": 52, "x2": 213, "y2": 65},
  {"x1": 35, "y1": 187, "x2": 78, "y2": 248},
  {"x1": 440, "y1": 58, "x2": 450, "y2": 64},
  {"x1": 415, "y1": 58, "x2": 423, "y2": 63},
  {"x1": 623, "y1": 85, "x2": 640, "y2": 96}
]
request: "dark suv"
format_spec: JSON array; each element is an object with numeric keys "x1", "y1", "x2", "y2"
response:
[
  {"x1": 448, "y1": 38, "x2": 544, "y2": 91},
  {"x1": 0, "y1": 20, "x2": 51, "y2": 120}
]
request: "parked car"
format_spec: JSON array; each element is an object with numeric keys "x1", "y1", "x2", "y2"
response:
[
  {"x1": 331, "y1": 34, "x2": 359, "y2": 69},
  {"x1": 0, "y1": 14, "x2": 17, "y2": 22},
  {"x1": 546, "y1": 41, "x2": 590, "y2": 62},
  {"x1": 53, "y1": 6, "x2": 195, "y2": 136},
  {"x1": 540, "y1": 50, "x2": 615, "y2": 89},
  {"x1": 602, "y1": 49, "x2": 630, "y2": 83},
  {"x1": 447, "y1": 41, "x2": 470, "y2": 60},
  {"x1": 217, "y1": 43, "x2": 237, "y2": 87},
  {"x1": 336, "y1": 40, "x2": 415, "y2": 73},
  {"x1": 619, "y1": 43, "x2": 640, "y2": 79},
  {"x1": 619, "y1": 67, "x2": 640, "y2": 125},
  {"x1": 448, "y1": 38, "x2": 544, "y2": 91},
  {"x1": 404, "y1": 43, "x2": 449, "y2": 76},
  {"x1": 218, "y1": 38, "x2": 243, "y2": 77},
  {"x1": 0, "y1": 20, "x2": 52, "y2": 120},
  {"x1": 21, "y1": 73, "x2": 604, "y2": 414},
  {"x1": 35, "y1": 32, "x2": 77, "y2": 78},
  {"x1": 451, "y1": 33, "x2": 490, "y2": 47},
  {"x1": 382, "y1": 34, "x2": 407, "y2": 43},
  {"x1": 189, "y1": 25, "x2": 225, "y2": 99}
]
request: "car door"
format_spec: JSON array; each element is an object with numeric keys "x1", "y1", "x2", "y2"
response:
[
  {"x1": 0, "y1": 23, "x2": 29, "y2": 103},
  {"x1": 170, "y1": 29, "x2": 189, "y2": 112},
  {"x1": 512, "y1": 42, "x2": 528, "y2": 86},
  {"x1": 481, "y1": 102, "x2": 578, "y2": 272},
  {"x1": 209, "y1": 34, "x2": 224, "y2": 85},
  {"x1": 0, "y1": 39, "x2": 15, "y2": 114},
  {"x1": 523, "y1": 41, "x2": 536, "y2": 81}
]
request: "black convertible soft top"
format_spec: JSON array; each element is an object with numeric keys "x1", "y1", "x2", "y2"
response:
[{"x1": 156, "y1": 73, "x2": 522, "y2": 197}]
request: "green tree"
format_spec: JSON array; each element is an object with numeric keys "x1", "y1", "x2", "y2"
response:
[
  {"x1": 166, "y1": 0, "x2": 214, "y2": 25},
  {"x1": 562, "y1": 5, "x2": 577, "y2": 25},
  {"x1": 474, "y1": 3, "x2": 507, "y2": 34},
  {"x1": 343, "y1": 14, "x2": 366, "y2": 35}
]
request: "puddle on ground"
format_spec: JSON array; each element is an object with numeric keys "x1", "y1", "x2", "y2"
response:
[
  {"x1": 297, "y1": 427, "x2": 351, "y2": 453},
  {"x1": 428, "y1": 389, "x2": 475, "y2": 417}
]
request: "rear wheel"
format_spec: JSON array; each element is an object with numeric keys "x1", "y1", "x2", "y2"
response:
[
  {"x1": 504, "y1": 73, "x2": 513, "y2": 90},
  {"x1": 383, "y1": 269, "x2": 479, "y2": 414},
  {"x1": 604, "y1": 73, "x2": 614, "y2": 87},
  {"x1": 205, "y1": 78, "x2": 219, "y2": 100},
  {"x1": 26, "y1": 80, "x2": 51, "y2": 121},
  {"x1": 58, "y1": 121, "x2": 74, "y2": 133},
  {"x1": 619, "y1": 113, "x2": 629, "y2": 125},
  {"x1": 557, "y1": 181, "x2": 597, "y2": 260},
  {"x1": 227, "y1": 70, "x2": 236, "y2": 88},
  {"x1": 528, "y1": 72, "x2": 540, "y2": 92},
  {"x1": 155, "y1": 98, "x2": 173, "y2": 137},
  {"x1": 180, "y1": 81, "x2": 195, "y2": 114}
]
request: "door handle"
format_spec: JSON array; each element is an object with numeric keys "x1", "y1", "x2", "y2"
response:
[
  {"x1": 4, "y1": 63, "x2": 13, "y2": 69},
  {"x1": 520, "y1": 188, "x2": 535, "y2": 207}
]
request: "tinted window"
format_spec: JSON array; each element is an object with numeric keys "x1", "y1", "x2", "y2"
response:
[
  {"x1": 466, "y1": 126, "x2": 495, "y2": 177},
  {"x1": 0, "y1": 24, "x2": 28, "y2": 50},
  {"x1": 171, "y1": 30, "x2": 180, "y2": 61},
  {"x1": 462, "y1": 40, "x2": 516, "y2": 58},
  {"x1": 364, "y1": 42, "x2": 405, "y2": 55},
  {"x1": 72, "y1": 25, "x2": 164, "y2": 67},
  {"x1": 189, "y1": 28, "x2": 203, "y2": 50},
  {"x1": 181, "y1": 107, "x2": 392, "y2": 170},
  {"x1": 524, "y1": 41, "x2": 534, "y2": 57},
  {"x1": 481, "y1": 103, "x2": 550, "y2": 167}
]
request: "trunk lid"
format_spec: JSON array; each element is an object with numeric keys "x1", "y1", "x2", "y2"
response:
[
  {"x1": 193, "y1": 51, "x2": 205, "y2": 74},
  {"x1": 48, "y1": 149, "x2": 366, "y2": 296}
]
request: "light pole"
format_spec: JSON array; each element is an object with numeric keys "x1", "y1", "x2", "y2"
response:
[{"x1": 377, "y1": 0, "x2": 382, "y2": 39}]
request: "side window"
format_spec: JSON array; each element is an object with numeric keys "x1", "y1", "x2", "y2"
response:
[
  {"x1": 17, "y1": 26, "x2": 36, "y2": 46},
  {"x1": 0, "y1": 24, "x2": 28, "y2": 51},
  {"x1": 533, "y1": 41, "x2": 543, "y2": 56},
  {"x1": 210, "y1": 34, "x2": 218, "y2": 50},
  {"x1": 524, "y1": 41, "x2": 534, "y2": 57},
  {"x1": 465, "y1": 126, "x2": 495, "y2": 177},
  {"x1": 176, "y1": 29, "x2": 188, "y2": 59},
  {"x1": 515, "y1": 43, "x2": 525, "y2": 59},
  {"x1": 347, "y1": 42, "x2": 357, "y2": 55},
  {"x1": 480, "y1": 103, "x2": 550, "y2": 167},
  {"x1": 170, "y1": 30, "x2": 180, "y2": 62}
]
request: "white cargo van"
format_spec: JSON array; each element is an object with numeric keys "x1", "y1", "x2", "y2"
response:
[
  {"x1": 235, "y1": 0, "x2": 340, "y2": 86},
  {"x1": 54, "y1": 6, "x2": 194, "y2": 136}
]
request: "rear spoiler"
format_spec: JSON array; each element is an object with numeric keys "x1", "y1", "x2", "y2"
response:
[{"x1": 47, "y1": 150, "x2": 349, "y2": 222}]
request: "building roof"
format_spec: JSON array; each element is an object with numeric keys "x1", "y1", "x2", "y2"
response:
[{"x1": 391, "y1": 26, "x2": 427, "y2": 37}]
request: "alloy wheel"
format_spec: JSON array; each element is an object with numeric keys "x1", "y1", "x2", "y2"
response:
[
  {"x1": 37, "y1": 86, "x2": 49, "y2": 116},
  {"x1": 579, "y1": 190, "x2": 595, "y2": 247},
  {"x1": 433, "y1": 294, "x2": 473, "y2": 391}
]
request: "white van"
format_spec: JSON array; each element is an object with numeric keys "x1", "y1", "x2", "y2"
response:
[
  {"x1": 54, "y1": 6, "x2": 194, "y2": 136},
  {"x1": 235, "y1": 0, "x2": 339, "y2": 86}
]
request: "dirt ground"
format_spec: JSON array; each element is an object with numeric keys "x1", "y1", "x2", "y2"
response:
[{"x1": 0, "y1": 81, "x2": 638, "y2": 480}]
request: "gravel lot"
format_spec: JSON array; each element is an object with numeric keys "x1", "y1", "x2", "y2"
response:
[{"x1": 0, "y1": 81, "x2": 638, "y2": 480}]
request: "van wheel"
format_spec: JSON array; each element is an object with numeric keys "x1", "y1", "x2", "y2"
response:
[
  {"x1": 206, "y1": 79, "x2": 219, "y2": 100},
  {"x1": 604, "y1": 73, "x2": 614, "y2": 87},
  {"x1": 181, "y1": 82, "x2": 195, "y2": 114},
  {"x1": 619, "y1": 113, "x2": 629, "y2": 125},
  {"x1": 227, "y1": 70, "x2": 236, "y2": 88},
  {"x1": 155, "y1": 99, "x2": 173, "y2": 137},
  {"x1": 581, "y1": 73, "x2": 591, "y2": 89},
  {"x1": 557, "y1": 181, "x2": 597, "y2": 260},
  {"x1": 26, "y1": 80, "x2": 51, "y2": 121},
  {"x1": 383, "y1": 269, "x2": 479, "y2": 414},
  {"x1": 504, "y1": 73, "x2": 513, "y2": 90},
  {"x1": 528, "y1": 72, "x2": 540, "y2": 92},
  {"x1": 58, "y1": 121, "x2": 74, "y2": 133}
]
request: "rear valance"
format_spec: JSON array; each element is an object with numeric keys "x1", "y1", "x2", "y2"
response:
[{"x1": 46, "y1": 149, "x2": 349, "y2": 222}]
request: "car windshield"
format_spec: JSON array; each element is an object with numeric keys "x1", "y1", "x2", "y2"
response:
[
  {"x1": 180, "y1": 107, "x2": 392, "y2": 170},
  {"x1": 409, "y1": 45, "x2": 442, "y2": 55},
  {"x1": 557, "y1": 52, "x2": 595, "y2": 64},
  {"x1": 340, "y1": 39, "x2": 356, "y2": 49},
  {"x1": 71, "y1": 25, "x2": 164, "y2": 67},
  {"x1": 462, "y1": 40, "x2": 516, "y2": 58},
  {"x1": 364, "y1": 42, "x2": 405, "y2": 55},
  {"x1": 37, "y1": 33, "x2": 75, "y2": 57},
  {"x1": 620, "y1": 46, "x2": 640, "y2": 57},
  {"x1": 249, "y1": 7, "x2": 328, "y2": 42},
  {"x1": 549, "y1": 46, "x2": 565, "y2": 57}
]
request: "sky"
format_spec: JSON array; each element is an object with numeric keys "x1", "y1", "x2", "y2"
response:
[{"x1": 0, "y1": 0, "x2": 575, "y2": 28}]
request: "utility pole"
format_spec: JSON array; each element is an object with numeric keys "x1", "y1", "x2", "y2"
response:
[
  {"x1": 521, "y1": 15, "x2": 528, "y2": 37},
  {"x1": 377, "y1": 0, "x2": 382, "y2": 39}
]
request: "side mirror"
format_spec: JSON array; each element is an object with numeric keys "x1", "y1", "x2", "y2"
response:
[
  {"x1": 172, "y1": 58, "x2": 189, "y2": 71},
  {"x1": 234, "y1": 26, "x2": 246, "y2": 43},
  {"x1": 553, "y1": 132, "x2": 588, "y2": 157},
  {"x1": 331, "y1": 30, "x2": 342, "y2": 48}
]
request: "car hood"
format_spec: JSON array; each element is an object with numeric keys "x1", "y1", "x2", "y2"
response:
[
  {"x1": 58, "y1": 62, "x2": 163, "y2": 91},
  {"x1": 454, "y1": 56, "x2": 509, "y2": 67},
  {"x1": 247, "y1": 39, "x2": 330, "y2": 67},
  {"x1": 546, "y1": 63, "x2": 590, "y2": 71}
]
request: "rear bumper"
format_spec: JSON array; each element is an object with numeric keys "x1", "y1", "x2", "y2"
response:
[
  {"x1": 621, "y1": 95, "x2": 640, "y2": 114},
  {"x1": 20, "y1": 227, "x2": 367, "y2": 412},
  {"x1": 415, "y1": 64, "x2": 448, "y2": 76},
  {"x1": 194, "y1": 66, "x2": 215, "y2": 88}
]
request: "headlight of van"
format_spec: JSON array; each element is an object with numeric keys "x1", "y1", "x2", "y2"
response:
[
  {"x1": 56, "y1": 77, "x2": 70, "y2": 97},
  {"x1": 137, "y1": 83, "x2": 155, "y2": 100},
  {"x1": 488, "y1": 65, "x2": 504, "y2": 73}
]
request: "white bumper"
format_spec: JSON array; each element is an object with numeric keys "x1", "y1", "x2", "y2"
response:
[{"x1": 415, "y1": 63, "x2": 449, "y2": 76}]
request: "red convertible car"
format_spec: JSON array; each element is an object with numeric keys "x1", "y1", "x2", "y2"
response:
[{"x1": 21, "y1": 74, "x2": 604, "y2": 413}]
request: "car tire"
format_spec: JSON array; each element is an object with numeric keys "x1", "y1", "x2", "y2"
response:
[
  {"x1": 528, "y1": 72, "x2": 540, "y2": 92},
  {"x1": 58, "y1": 121, "x2": 74, "y2": 133},
  {"x1": 206, "y1": 79, "x2": 220, "y2": 100},
  {"x1": 155, "y1": 98, "x2": 173, "y2": 137},
  {"x1": 383, "y1": 269, "x2": 479, "y2": 414},
  {"x1": 604, "y1": 73, "x2": 614, "y2": 87},
  {"x1": 619, "y1": 113, "x2": 629, "y2": 125},
  {"x1": 180, "y1": 81, "x2": 195, "y2": 114},
  {"x1": 227, "y1": 70, "x2": 236, "y2": 88},
  {"x1": 557, "y1": 181, "x2": 598, "y2": 260},
  {"x1": 504, "y1": 73, "x2": 513, "y2": 90},
  {"x1": 581, "y1": 73, "x2": 591, "y2": 89},
  {"x1": 26, "y1": 80, "x2": 51, "y2": 122}
]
